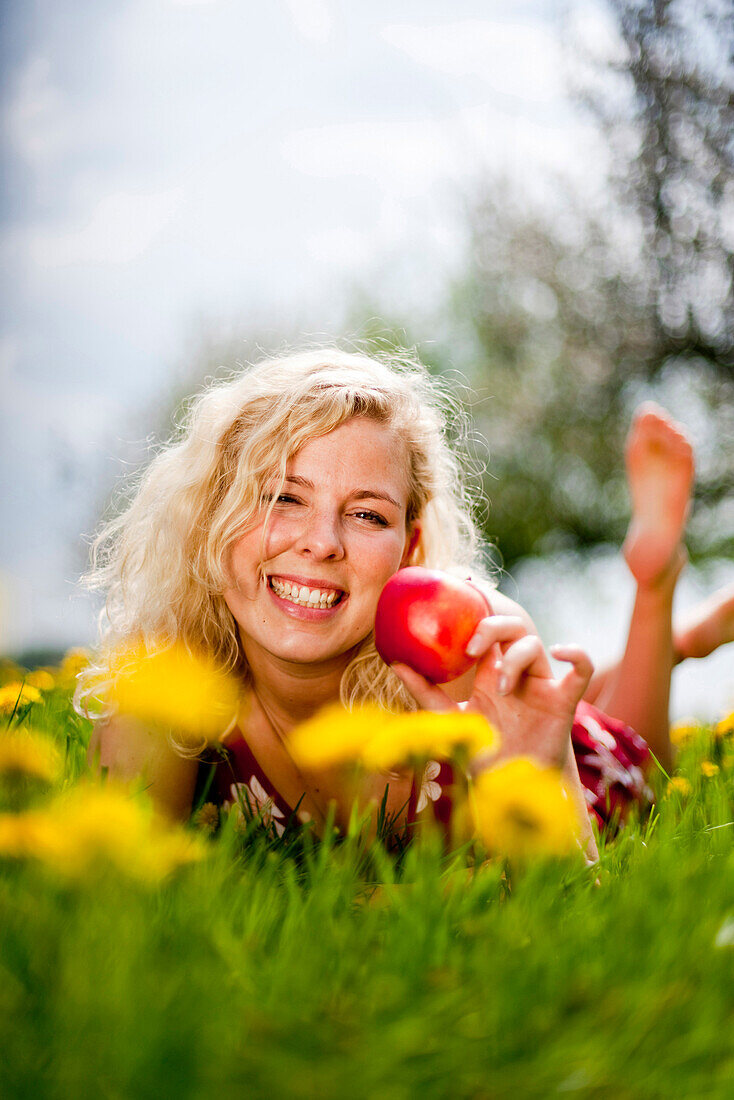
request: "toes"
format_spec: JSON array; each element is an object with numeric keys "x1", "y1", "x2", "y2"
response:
[{"x1": 628, "y1": 404, "x2": 694, "y2": 466}]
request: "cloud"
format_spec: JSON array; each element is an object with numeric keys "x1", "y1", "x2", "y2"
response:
[
  {"x1": 281, "y1": 115, "x2": 454, "y2": 197},
  {"x1": 2, "y1": 55, "x2": 70, "y2": 167},
  {"x1": 281, "y1": 99, "x2": 600, "y2": 204},
  {"x1": 25, "y1": 188, "x2": 184, "y2": 267},
  {"x1": 283, "y1": 0, "x2": 334, "y2": 44},
  {"x1": 0, "y1": 563, "x2": 101, "y2": 654},
  {"x1": 0, "y1": 328, "x2": 125, "y2": 457},
  {"x1": 382, "y1": 19, "x2": 565, "y2": 104}
]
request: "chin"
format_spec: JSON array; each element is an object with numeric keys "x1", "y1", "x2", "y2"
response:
[{"x1": 273, "y1": 634, "x2": 363, "y2": 666}]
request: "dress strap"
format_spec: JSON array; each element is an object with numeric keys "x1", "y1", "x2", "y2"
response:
[{"x1": 205, "y1": 728, "x2": 297, "y2": 837}]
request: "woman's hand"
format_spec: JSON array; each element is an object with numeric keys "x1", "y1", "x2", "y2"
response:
[
  {"x1": 391, "y1": 610, "x2": 593, "y2": 771},
  {"x1": 391, "y1": 597, "x2": 600, "y2": 863}
]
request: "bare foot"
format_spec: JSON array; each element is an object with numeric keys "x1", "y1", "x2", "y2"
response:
[
  {"x1": 622, "y1": 403, "x2": 695, "y2": 587},
  {"x1": 674, "y1": 582, "x2": 734, "y2": 660}
]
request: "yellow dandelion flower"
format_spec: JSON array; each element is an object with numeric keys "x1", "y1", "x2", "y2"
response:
[
  {"x1": 288, "y1": 703, "x2": 499, "y2": 771},
  {"x1": 701, "y1": 760, "x2": 720, "y2": 777},
  {"x1": 361, "y1": 710, "x2": 498, "y2": 769},
  {"x1": 57, "y1": 647, "x2": 91, "y2": 685},
  {"x1": 108, "y1": 640, "x2": 239, "y2": 742},
  {"x1": 0, "y1": 730, "x2": 62, "y2": 783},
  {"x1": 715, "y1": 712, "x2": 734, "y2": 739},
  {"x1": 288, "y1": 703, "x2": 385, "y2": 768},
  {"x1": 666, "y1": 776, "x2": 692, "y2": 797},
  {"x1": 0, "y1": 784, "x2": 205, "y2": 882},
  {"x1": 192, "y1": 802, "x2": 220, "y2": 834},
  {"x1": 471, "y1": 757, "x2": 580, "y2": 860},
  {"x1": 669, "y1": 719, "x2": 700, "y2": 747},
  {"x1": 25, "y1": 669, "x2": 55, "y2": 692},
  {"x1": 0, "y1": 682, "x2": 41, "y2": 713},
  {"x1": 0, "y1": 660, "x2": 25, "y2": 687},
  {"x1": 0, "y1": 813, "x2": 25, "y2": 855}
]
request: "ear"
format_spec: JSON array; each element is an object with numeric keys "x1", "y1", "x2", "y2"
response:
[{"x1": 401, "y1": 524, "x2": 421, "y2": 567}]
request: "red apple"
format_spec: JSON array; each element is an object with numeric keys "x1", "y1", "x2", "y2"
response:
[{"x1": 374, "y1": 566, "x2": 491, "y2": 683}]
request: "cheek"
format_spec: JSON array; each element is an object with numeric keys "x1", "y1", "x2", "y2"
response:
[
  {"x1": 225, "y1": 517, "x2": 293, "y2": 590},
  {"x1": 361, "y1": 535, "x2": 409, "y2": 588},
  {"x1": 225, "y1": 531, "x2": 264, "y2": 587}
]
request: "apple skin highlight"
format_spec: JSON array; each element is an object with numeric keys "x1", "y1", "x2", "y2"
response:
[{"x1": 374, "y1": 567, "x2": 490, "y2": 684}]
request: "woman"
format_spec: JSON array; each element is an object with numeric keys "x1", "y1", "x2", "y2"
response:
[{"x1": 82, "y1": 348, "x2": 731, "y2": 852}]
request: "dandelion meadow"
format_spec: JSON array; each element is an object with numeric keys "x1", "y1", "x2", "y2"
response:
[{"x1": 2, "y1": 651, "x2": 734, "y2": 1099}]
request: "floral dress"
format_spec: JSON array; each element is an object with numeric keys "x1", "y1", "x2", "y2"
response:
[
  {"x1": 571, "y1": 701, "x2": 652, "y2": 830},
  {"x1": 203, "y1": 735, "x2": 294, "y2": 837}
]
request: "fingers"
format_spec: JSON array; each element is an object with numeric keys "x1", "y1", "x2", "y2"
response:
[
  {"x1": 548, "y1": 644, "x2": 594, "y2": 704},
  {"x1": 465, "y1": 615, "x2": 529, "y2": 658},
  {"x1": 390, "y1": 663, "x2": 458, "y2": 714},
  {"x1": 492, "y1": 634, "x2": 546, "y2": 695}
]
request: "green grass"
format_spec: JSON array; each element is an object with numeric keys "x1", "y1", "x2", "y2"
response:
[{"x1": 2, "y1": 675, "x2": 733, "y2": 1099}]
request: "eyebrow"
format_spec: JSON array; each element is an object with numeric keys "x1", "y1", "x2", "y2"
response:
[{"x1": 283, "y1": 475, "x2": 402, "y2": 510}]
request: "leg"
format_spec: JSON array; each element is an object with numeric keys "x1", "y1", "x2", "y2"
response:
[
  {"x1": 584, "y1": 580, "x2": 734, "y2": 703},
  {"x1": 593, "y1": 404, "x2": 694, "y2": 769},
  {"x1": 621, "y1": 403, "x2": 694, "y2": 586},
  {"x1": 673, "y1": 582, "x2": 734, "y2": 660}
]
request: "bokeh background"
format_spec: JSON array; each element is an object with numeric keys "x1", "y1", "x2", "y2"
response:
[{"x1": 1, "y1": 0, "x2": 732, "y2": 717}]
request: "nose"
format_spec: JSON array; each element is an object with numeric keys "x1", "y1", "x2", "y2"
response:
[{"x1": 294, "y1": 508, "x2": 345, "y2": 561}]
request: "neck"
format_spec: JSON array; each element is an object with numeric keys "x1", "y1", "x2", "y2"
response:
[{"x1": 241, "y1": 641, "x2": 355, "y2": 735}]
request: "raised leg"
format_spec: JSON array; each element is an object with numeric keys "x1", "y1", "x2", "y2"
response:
[
  {"x1": 622, "y1": 402, "x2": 694, "y2": 587},
  {"x1": 674, "y1": 582, "x2": 734, "y2": 661},
  {"x1": 585, "y1": 581, "x2": 734, "y2": 704},
  {"x1": 594, "y1": 404, "x2": 694, "y2": 769}
]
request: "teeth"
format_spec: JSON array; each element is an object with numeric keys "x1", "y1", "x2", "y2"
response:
[{"x1": 270, "y1": 578, "x2": 341, "y2": 608}]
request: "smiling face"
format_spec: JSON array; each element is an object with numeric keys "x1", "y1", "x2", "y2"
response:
[{"x1": 222, "y1": 417, "x2": 418, "y2": 674}]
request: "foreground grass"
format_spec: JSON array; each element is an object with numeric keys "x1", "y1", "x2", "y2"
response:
[{"x1": 1, "y1": 669, "x2": 733, "y2": 1099}]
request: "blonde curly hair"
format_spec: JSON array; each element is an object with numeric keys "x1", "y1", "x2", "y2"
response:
[{"x1": 79, "y1": 346, "x2": 491, "y2": 719}]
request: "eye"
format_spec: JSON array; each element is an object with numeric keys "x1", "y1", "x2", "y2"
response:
[
  {"x1": 261, "y1": 492, "x2": 300, "y2": 505},
  {"x1": 353, "y1": 510, "x2": 388, "y2": 527}
]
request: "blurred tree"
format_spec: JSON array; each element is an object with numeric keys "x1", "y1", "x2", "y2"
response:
[
  {"x1": 438, "y1": 0, "x2": 734, "y2": 570},
  {"x1": 583, "y1": 0, "x2": 734, "y2": 377},
  {"x1": 448, "y1": 189, "x2": 651, "y2": 567}
]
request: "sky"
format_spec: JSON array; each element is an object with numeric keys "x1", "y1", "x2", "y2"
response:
[{"x1": 1, "y1": 0, "x2": 731, "y2": 717}]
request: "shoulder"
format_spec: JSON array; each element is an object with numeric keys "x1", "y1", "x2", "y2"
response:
[
  {"x1": 465, "y1": 575, "x2": 538, "y2": 630},
  {"x1": 485, "y1": 588, "x2": 537, "y2": 629},
  {"x1": 88, "y1": 715, "x2": 199, "y2": 822}
]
